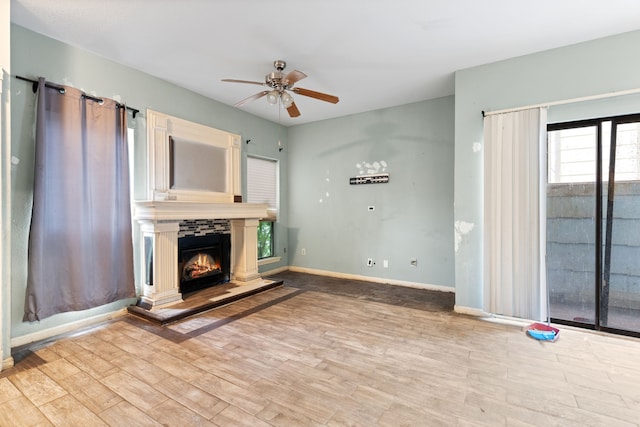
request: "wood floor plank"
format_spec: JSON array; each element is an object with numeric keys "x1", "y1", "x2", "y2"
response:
[
  {"x1": 39, "y1": 394, "x2": 108, "y2": 427},
  {"x1": 190, "y1": 372, "x2": 270, "y2": 416},
  {"x1": 145, "y1": 349, "x2": 211, "y2": 384},
  {"x1": 57, "y1": 371, "x2": 122, "y2": 414},
  {"x1": 212, "y1": 404, "x2": 273, "y2": 427},
  {"x1": 257, "y1": 400, "x2": 323, "y2": 427},
  {"x1": 101, "y1": 371, "x2": 168, "y2": 412},
  {"x1": 8, "y1": 368, "x2": 67, "y2": 406},
  {"x1": 147, "y1": 399, "x2": 217, "y2": 426},
  {"x1": 109, "y1": 354, "x2": 171, "y2": 386},
  {"x1": 98, "y1": 401, "x2": 162, "y2": 427},
  {"x1": 0, "y1": 395, "x2": 53, "y2": 427},
  {"x1": 65, "y1": 351, "x2": 119, "y2": 380},
  {"x1": 153, "y1": 375, "x2": 229, "y2": 420},
  {"x1": 38, "y1": 359, "x2": 82, "y2": 382},
  {"x1": 0, "y1": 377, "x2": 23, "y2": 404}
]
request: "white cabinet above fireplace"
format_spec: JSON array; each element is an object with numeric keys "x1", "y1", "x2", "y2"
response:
[{"x1": 146, "y1": 109, "x2": 241, "y2": 203}]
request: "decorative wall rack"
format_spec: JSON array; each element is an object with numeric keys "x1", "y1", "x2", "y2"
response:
[{"x1": 349, "y1": 173, "x2": 389, "y2": 185}]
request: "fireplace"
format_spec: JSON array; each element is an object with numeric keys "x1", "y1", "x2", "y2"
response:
[
  {"x1": 134, "y1": 201, "x2": 267, "y2": 307},
  {"x1": 178, "y1": 233, "x2": 230, "y2": 294},
  {"x1": 133, "y1": 111, "x2": 268, "y2": 307}
]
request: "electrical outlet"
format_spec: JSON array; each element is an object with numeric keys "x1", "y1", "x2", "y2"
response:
[
  {"x1": 367, "y1": 258, "x2": 374, "y2": 267},
  {"x1": 410, "y1": 258, "x2": 417, "y2": 267},
  {"x1": 301, "y1": 248, "x2": 306, "y2": 256},
  {"x1": 383, "y1": 259, "x2": 388, "y2": 268}
]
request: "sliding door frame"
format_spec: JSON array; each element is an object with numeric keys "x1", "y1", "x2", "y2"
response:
[{"x1": 547, "y1": 112, "x2": 640, "y2": 338}]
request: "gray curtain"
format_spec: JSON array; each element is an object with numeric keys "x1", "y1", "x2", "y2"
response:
[{"x1": 24, "y1": 78, "x2": 135, "y2": 321}]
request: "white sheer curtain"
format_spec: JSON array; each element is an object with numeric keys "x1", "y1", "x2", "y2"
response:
[{"x1": 483, "y1": 107, "x2": 547, "y2": 320}]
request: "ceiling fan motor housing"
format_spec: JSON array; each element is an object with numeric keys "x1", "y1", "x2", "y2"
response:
[
  {"x1": 264, "y1": 59, "x2": 287, "y2": 91},
  {"x1": 266, "y1": 60, "x2": 287, "y2": 89},
  {"x1": 265, "y1": 72, "x2": 284, "y2": 89}
]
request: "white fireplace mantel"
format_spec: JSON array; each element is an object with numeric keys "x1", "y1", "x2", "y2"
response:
[
  {"x1": 135, "y1": 200, "x2": 268, "y2": 221},
  {"x1": 133, "y1": 200, "x2": 269, "y2": 308}
]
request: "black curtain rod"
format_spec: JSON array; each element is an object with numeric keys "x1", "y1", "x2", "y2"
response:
[{"x1": 15, "y1": 75, "x2": 140, "y2": 118}]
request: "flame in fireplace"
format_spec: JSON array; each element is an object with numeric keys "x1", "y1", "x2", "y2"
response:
[{"x1": 183, "y1": 253, "x2": 221, "y2": 281}]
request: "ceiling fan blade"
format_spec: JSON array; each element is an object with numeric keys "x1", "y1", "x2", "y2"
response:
[
  {"x1": 292, "y1": 87, "x2": 339, "y2": 104},
  {"x1": 283, "y1": 70, "x2": 307, "y2": 86},
  {"x1": 287, "y1": 102, "x2": 301, "y2": 118},
  {"x1": 221, "y1": 79, "x2": 266, "y2": 86},
  {"x1": 234, "y1": 91, "x2": 269, "y2": 107}
]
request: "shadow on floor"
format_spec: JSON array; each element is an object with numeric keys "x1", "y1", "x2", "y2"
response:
[{"x1": 267, "y1": 270, "x2": 455, "y2": 312}]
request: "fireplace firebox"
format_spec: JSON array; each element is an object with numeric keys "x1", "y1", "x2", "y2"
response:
[{"x1": 178, "y1": 233, "x2": 230, "y2": 294}]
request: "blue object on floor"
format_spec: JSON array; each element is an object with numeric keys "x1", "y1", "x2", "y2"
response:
[
  {"x1": 525, "y1": 322, "x2": 559, "y2": 341},
  {"x1": 527, "y1": 329, "x2": 556, "y2": 340}
]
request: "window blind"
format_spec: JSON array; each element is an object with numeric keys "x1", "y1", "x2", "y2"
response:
[{"x1": 247, "y1": 156, "x2": 278, "y2": 212}]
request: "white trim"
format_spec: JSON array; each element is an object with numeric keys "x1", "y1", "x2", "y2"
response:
[
  {"x1": 456, "y1": 308, "x2": 546, "y2": 328},
  {"x1": 480, "y1": 313, "x2": 537, "y2": 328},
  {"x1": 261, "y1": 265, "x2": 289, "y2": 277},
  {"x1": 483, "y1": 87, "x2": 640, "y2": 117},
  {"x1": 288, "y1": 266, "x2": 454, "y2": 293},
  {"x1": 1, "y1": 67, "x2": 10, "y2": 369},
  {"x1": 10, "y1": 308, "x2": 128, "y2": 348},
  {"x1": 258, "y1": 256, "x2": 281, "y2": 267},
  {"x1": 454, "y1": 305, "x2": 489, "y2": 317},
  {"x1": 2, "y1": 357, "x2": 13, "y2": 370},
  {"x1": 134, "y1": 200, "x2": 268, "y2": 221}
]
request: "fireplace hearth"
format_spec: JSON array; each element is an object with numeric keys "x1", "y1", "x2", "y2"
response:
[{"x1": 178, "y1": 233, "x2": 230, "y2": 294}]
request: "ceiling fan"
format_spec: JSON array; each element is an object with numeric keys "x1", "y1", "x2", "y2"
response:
[{"x1": 222, "y1": 60, "x2": 339, "y2": 118}]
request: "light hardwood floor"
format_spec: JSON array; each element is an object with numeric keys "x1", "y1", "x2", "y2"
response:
[{"x1": 1, "y1": 272, "x2": 640, "y2": 426}]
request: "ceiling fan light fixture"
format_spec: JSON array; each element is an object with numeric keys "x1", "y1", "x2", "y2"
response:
[
  {"x1": 266, "y1": 90, "x2": 279, "y2": 105},
  {"x1": 281, "y1": 91, "x2": 294, "y2": 108}
]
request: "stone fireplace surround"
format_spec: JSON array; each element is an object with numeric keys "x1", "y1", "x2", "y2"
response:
[{"x1": 134, "y1": 200, "x2": 269, "y2": 308}]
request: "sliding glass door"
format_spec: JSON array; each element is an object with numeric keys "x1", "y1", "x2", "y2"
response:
[
  {"x1": 547, "y1": 114, "x2": 640, "y2": 336},
  {"x1": 547, "y1": 123, "x2": 598, "y2": 327},
  {"x1": 600, "y1": 117, "x2": 640, "y2": 332}
]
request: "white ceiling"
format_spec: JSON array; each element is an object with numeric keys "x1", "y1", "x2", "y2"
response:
[{"x1": 11, "y1": 0, "x2": 640, "y2": 126}]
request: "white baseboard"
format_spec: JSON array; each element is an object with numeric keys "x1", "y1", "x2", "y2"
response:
[
  {"x1": 257, "y1": 256, "x2": 282, "y2": 267},
  {"x1": 454, "y1": 305, "x2": 488, "y2": 317},
  {"x1": 288, "y1": 266, "x2": 454, "y2": 293},
  {"x1": 11, "y1": 308, "x2": 129, "y2": 349},
  {"x1": 260, "y1": 265, "x2": 290, "y2": 277},
  {"x1": 454, "y1": 306, "x2": 540, "y2": 329},
  {"x1": 2, "y1": 357, "x2": 14, "y2": 370}
]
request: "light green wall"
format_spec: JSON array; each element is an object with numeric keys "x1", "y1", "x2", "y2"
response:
[
  {"x1": 287, "y1": 97, "x2": 455, "y2": 287},
  {"x1": 454, "y1": 29, "x2": 640, "y2": 311},
  {"x1": 10, "y1": 25, "x2": 289, "y2": 341}
]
